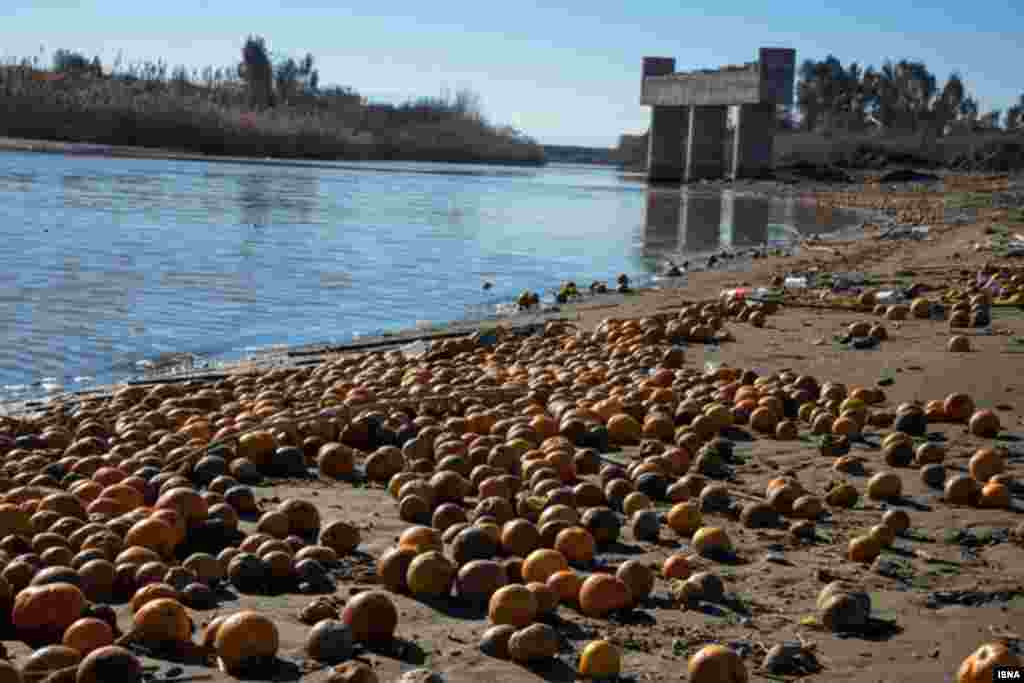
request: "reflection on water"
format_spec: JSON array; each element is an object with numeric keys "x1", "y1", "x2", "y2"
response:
[
  {"x1": 0, "y1": 154, "x2": 860, "y2": 401},
  {"x1": 239, "y1": 170, "x2": 273, "y2": 227},
  {"x1": 643, "y1": 188, "x2": 856, "y2": 260},
  {"x1": 238, "y1": 166, "x2": 321, "y2": 227}
]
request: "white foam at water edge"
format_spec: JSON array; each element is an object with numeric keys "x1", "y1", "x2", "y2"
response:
[
  {"x1": 42, "y1": 383, "x2": 62, "y2": 393},
  {"x1": 3, "y1": 385, "x2": 27, "y2": 392},
  {"x1": 135, "y1": 360, "x2": 155, "y2": 368},
  {"x1": 73, "y1": 376, "x2": 95, "y2": 383},
  {"x1": 40, "y1": 377, "x2": 57, "y2": 383}
]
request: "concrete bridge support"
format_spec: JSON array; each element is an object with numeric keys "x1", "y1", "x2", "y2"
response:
[
  {"x1": 686, "y1": 105, "x2": 728, "y2": 182},
  {"x1": 643, "y1": 57, "x2": 687, "y2": 183},
  {"x1": 733, "y1": 102, "x2": 776, "y2": 179},
  {"x1": 647, "y1": 106, "x2": 688, "y2": 183},
  {"x1": 640, "y1": 48, "x2": 795, "y2": 185}
]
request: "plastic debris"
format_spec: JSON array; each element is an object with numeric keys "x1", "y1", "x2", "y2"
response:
[
  {"x1": 399, "y1": 339, "x2": 430, "y2": 359},
  {"x1": 784, "y1": 276, "x2": 808, "y2": 289}
]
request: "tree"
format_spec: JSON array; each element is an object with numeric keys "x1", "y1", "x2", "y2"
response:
[
  {"x1": 1007, "y1": 95, "x2": 1024, "y2": 131},
  {"x1": 979, "y1": 110, "x2": 1002, "y2": 130},
  {"x1": 171, "y1": 65, "x2": 189, "y2": 96},
  {"x1": 932, "y1": 73, "x2": 965, "y2": 132},
  {"x1": 299, "y1": 53, "x2": 318, "y2": 95},
  {"x1": 796, "y1": 56, "x2": 870, "y2": 133},
  {"x1": 958, "y1": 96, "x2": 979, "y2": 131},
  {"x1": 53, "y1": 49, "x2": 90, "y2": 74},
  {"x1": 273, "y1": 51, "x2": 319, "y2": 104},
  {"x1": 239, "y1": 35, "x2": 274, "y2": 109},
  {"x1": 867, "y1": 60, "x2": 937, "y2": 132},
  {"x1": 796, "y1": 56, "x2": 841, "y2": 132},
  {"x1": 920, "y1": 72, "x2": 965, "y2": 145},
  {"x1": 453, "y1": 88, "x2": 483, "y2": 121},
  {"x1": 274, "y1": 57, "x2": 300, "y2": 104},
  {"x1": 793, "y1": 54, "x2": 988, "y2": 144}
]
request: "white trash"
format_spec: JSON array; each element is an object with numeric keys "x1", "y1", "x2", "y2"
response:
[
  {"x1": 784, "y1": 276, "x2": 808, "y2": 289},
  {"x1": 400, "y1": 339, "x2": 429, "y2": 359},
  {"x1": 876, "y1": 290, "x2": 904, "y2": 304}
]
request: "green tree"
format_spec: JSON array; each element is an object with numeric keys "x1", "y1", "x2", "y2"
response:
[
  {"x1": 53, "y1": 49, "x2": 90, "y2": 74},
  {"x1": 979, "y1": 109, "x2": 1002, "y2": 130},
  {"x1": 1007, "y1": 95, "x2": 1024, "y2": 130},
  {"x1": 171, "y1": 65, "x2": 189, "y2": 96},
  {"x1": 866, "y1": 60, "x2": 937, "y2": 132},
  {"x1": 273, "y1": 51, "x2": 318, "y2": 105},
  {"x1": 796, "y1": 56, "x2": 869, "y2": 133},
  {"x1": 239, "y1": 35, "x2": 273, "y2": 109},
  {"x1": 274, "y1": 57, "x2": 299, "y2": 104},
  {"x1": 797, "y1": 56, "x2": 841, "y2": 131},
  {"x1": 958, "y1": 96, "x2": 979, "y2": 131},
  {"x1": 453, "y1": 88, "x2": 483, "y2": 121},
  {"x1": 921, "y1": 73, "x2": 965, "y2": 145}
]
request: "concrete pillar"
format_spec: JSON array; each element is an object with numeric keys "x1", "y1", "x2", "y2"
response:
[
  {"x1": 732, "y1": 102, "x2": 775, "y2": 179},
  {"x1": 647, "y1": 106, "x2": 688, "y2": 183},
  {"x1": 643, "y1": 57, "x2": 687, "y2": 184},
  {"x1": 685, "y1": 105, "x2": 728, "y2": 182}
]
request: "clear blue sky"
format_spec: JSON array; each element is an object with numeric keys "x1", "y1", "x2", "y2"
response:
[{"x1": 4, "y1": 1, "x2": 1021, "y2": 147}]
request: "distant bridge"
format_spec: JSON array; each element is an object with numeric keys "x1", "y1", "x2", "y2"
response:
[{"x1": 640, "y1": 48, "x2": 796, "y2": 183}]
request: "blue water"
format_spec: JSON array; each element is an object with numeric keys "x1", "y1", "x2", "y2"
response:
[{"x1": 0, "y1": 151, "x2": 857, "y2": 400}]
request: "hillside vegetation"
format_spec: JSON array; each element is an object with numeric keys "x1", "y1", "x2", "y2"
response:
[{"x1": 0, "y1": 37, "x2": 545, "y2": 165}]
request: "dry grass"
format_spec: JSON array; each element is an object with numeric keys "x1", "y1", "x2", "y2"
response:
[
  {"x1": 618, "y1": 129, "x2": 1024, "y2": 173},
  {"x1": 776, "y1": 130, "x2": 1024, "y2": 171},
  {"x1": 0, "y1": 65, "x2": 544, "y2": 165}
]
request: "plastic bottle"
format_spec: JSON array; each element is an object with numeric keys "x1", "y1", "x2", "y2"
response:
[
  {"x1": 784, "y1": 276, "x2": 808, "y2": 289},
  {"x1": 720, "y1": 287, "x2": 752, "y2": 300}
]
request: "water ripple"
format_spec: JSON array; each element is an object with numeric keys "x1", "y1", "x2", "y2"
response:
[{"x1": 0, "y1": 154, "x2": 860, "y2": 400}]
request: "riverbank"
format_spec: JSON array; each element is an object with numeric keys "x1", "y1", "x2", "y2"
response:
[
  {"x1": 21, "y1": 170, "x2": 1018, "y2": 408},
  {"x1": 0, "y1": 135, "x2": 545, "y2": 168},
  {"x1": 2, "y1": 172, "x2": 1024, "y2": 683}
]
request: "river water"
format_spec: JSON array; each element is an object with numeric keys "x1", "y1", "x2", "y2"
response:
[{"x1": 0, "y1": 151, "x2": 859, "y2": 403}]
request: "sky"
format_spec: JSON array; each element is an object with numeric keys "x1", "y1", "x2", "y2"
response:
[{"x1": 3, "y1": 1, "x2": 1022, "y2": 147}]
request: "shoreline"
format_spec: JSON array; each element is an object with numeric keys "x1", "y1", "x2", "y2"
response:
[
  {"x1": 0, "y1": 135, "x2": 547, "y2": 171},
  {"x1": 3, "y1": 170, "x2": 1017, "y2": 416},
  {"x1": 0, "y1": 177, "x2": 941, "y2": 415},
  {"x1": 0, "y1": 167, "x2": 883, "y2": 411},
  {"x1": 2, "y1": 217, "x2": 873, "y2": 411}
]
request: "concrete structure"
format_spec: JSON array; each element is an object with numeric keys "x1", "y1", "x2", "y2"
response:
[{"x1": 641, "y1": 48, "x2": 795, "y2": 183}]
